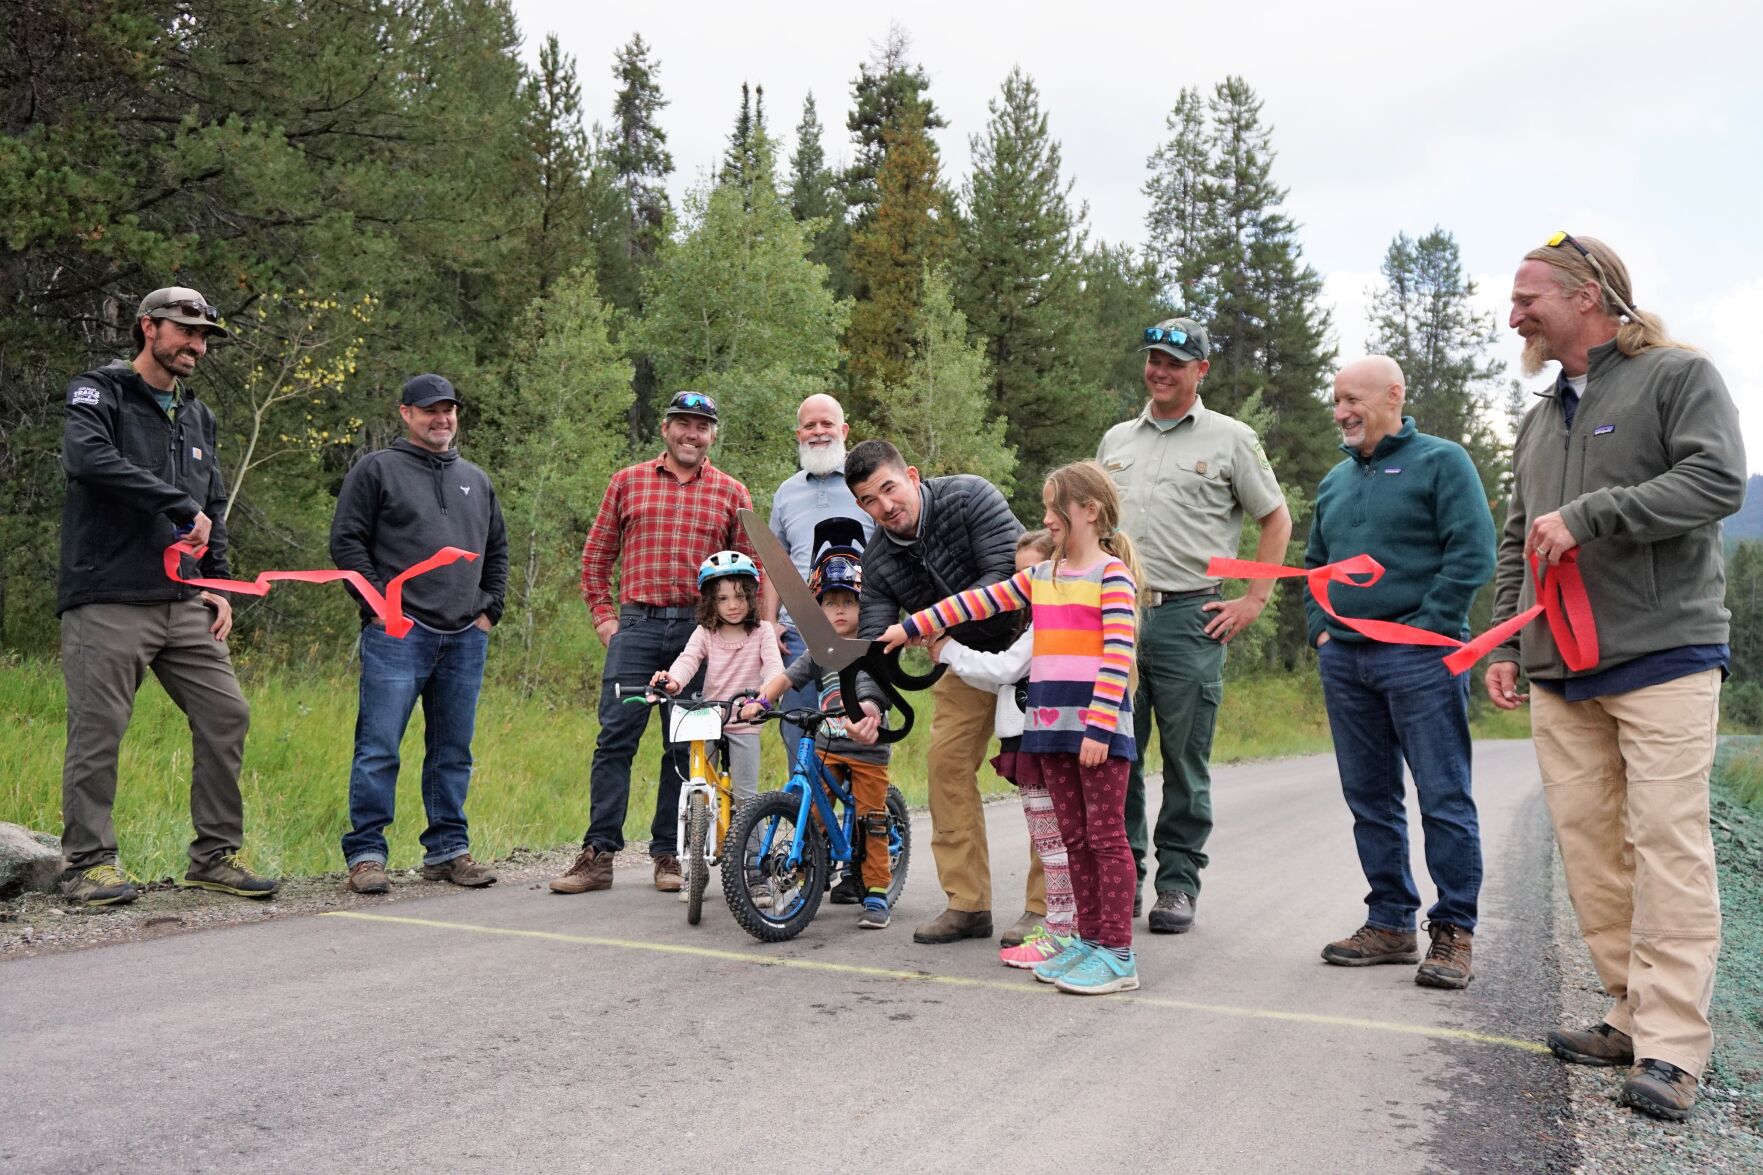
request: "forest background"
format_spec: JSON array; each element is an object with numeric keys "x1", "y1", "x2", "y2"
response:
[{"x1": 3, "y1": 3, "x2": 1759, "y2": 872}]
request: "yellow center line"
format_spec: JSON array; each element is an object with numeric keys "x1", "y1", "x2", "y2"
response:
[{"x1": 320, "y1": 910, "x2": 1548, "y2": 1054}]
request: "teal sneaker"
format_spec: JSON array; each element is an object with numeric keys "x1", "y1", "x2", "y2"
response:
[
  {"x1": 1032, "y1": 937, "x2": 1094, "y2": 984},
  {"x1": 1055, "y1": 946, "x2": 1140, "y2": 995}
]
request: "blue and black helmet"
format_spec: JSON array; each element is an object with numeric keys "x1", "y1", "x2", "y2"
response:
[
  {"x1": 698, "y1": 550, "x2": 759, "y2": 589},
  {"x1": 808, "y1": 546, "x2": 862, "y2": 600}
]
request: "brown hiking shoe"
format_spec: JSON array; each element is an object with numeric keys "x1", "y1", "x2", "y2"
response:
[
  {"x1": 912, "y1": 907, "x2": 993, "y2": 944},
  {"x1": 549, "y1": 845, "x2": 612, "y2": 893},
  {"x1": 653, "y1": 854, "x2": 683, "y2": 893},
  {"x1": 421, "y1": 854, "x2": 497, "y2": 887},
  {"x1": 1621, "y1": 1059, "x2": 1698, "y2": 1121},
  {"x1": 346, "y1": 860, "x2": 391, "y2": 895},
  {"x1": 1547, "y1": 1022, "x2": 1635, "y2": 1067},
  {"x1": 1321, "y1": 924, "x2": 1419, "y2": 966},
  {"x1": 181, "y1": 852, "x2": 280, "y2": 899},
  {"x1": 1415, "y1": 921, "x2": 1473, "y2": 989},
  {"x1": 1000, "y1": 910, "x2": 1043, "y2": 948},
  {"x1": 58, "y1": 863, "x2": 139, "y2": 908}
]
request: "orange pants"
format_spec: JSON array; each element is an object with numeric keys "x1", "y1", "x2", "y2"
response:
[{"x1": 822, "y1": 753, "x2": 892, "y2": 895}]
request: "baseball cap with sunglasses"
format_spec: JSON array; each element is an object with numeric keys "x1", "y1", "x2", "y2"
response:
[
  {"x1": 138, "y1": 286, "x2": 230, "y2": 338},
  {"x1": 664, "y1": 390, "x2": 718, "y2": 423}
]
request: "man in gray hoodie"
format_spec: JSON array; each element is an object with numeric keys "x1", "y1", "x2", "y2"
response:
[
  {"x1": 329, "y1": 374, "x2": 509, "y2": 895},
  {"x1": 1489, "y1": 234, "x2": 1745, "y2": 1122}
]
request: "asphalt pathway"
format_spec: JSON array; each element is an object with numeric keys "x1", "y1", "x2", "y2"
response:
[{"x1": 0, "y1": 741, "x2": 1572, "y2": 1173}]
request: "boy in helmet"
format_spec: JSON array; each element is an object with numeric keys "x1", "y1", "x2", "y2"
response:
[{"x1": 744, "y1": 546, "x2": 895, "y2": 928}]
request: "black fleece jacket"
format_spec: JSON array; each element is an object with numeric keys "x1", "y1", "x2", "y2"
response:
[
  {"x1": 57, "y1": 360, "x2": 230, "y2": 615},
  {"x1": 329, "y1": 439, "x2": 509, "y2": 630}
]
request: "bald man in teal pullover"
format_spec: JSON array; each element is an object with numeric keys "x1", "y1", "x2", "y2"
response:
[{"x1": 1306, "y1": 356, "x2": 1496, "y2": 992}]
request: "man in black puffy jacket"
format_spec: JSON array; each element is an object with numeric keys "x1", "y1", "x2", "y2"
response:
[
  {"x1": 329, "y1": 374, "x2": 509, "y2": 895},
  {"x1": 57, "y1": 286, "x2": 278, "y2": 907},
  {"x1": 847, "y1": 440, "x2": 1036, "y2": 945}
]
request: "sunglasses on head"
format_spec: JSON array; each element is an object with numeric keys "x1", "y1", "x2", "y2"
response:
[
  {"x1": 1543, "y1": 232, "x2": 1636, "y2": 317},
  {"x1": 671, "y1": 392, "x2": 716, "y2": 412},
  {"x1": 1143, "y1": 326, "x2": 1191, "y2": 349},
  {"x1": 150, "y1": 299, "x2": 221, "y2": 322}
]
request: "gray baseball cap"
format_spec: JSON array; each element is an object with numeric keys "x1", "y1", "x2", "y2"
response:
[
  {"x1": 139, "y1": 286, "x2": 229, "y2": 338},
  {"x1": 1140, "y1": 317, "x2": 1207, "y2": 361}
]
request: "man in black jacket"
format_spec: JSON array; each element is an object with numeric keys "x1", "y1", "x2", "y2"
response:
[
  {"x1": 329, "y1": 374, "x2": 509, "y2": 895},
  {"x1": 847, "y1": 440, "x2": 1037, "y2": 944},
  {"x1": 57, "y1": 286, "x2": 278, "y2": 907}
]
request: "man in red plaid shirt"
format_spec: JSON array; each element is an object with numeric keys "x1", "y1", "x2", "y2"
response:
[{"x1": 550, "y1": 390, "x2": 757, "y2": 895}]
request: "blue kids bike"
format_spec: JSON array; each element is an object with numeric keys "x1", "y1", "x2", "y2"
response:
[{"x1": 721, "y1": 705, "x2": 910, "y2": 942}]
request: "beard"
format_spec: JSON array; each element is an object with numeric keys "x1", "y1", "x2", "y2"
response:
[
  {"x1": 798, "y1": 438, "x2": 846, "y2": 477},
  {"x1": 1520, "y1": 332, "x2": 1552, "y2": 377}
]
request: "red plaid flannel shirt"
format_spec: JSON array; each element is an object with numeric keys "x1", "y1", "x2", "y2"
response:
[{"x1": 580, "y1": 455, "x2": 757, "y2": 627}]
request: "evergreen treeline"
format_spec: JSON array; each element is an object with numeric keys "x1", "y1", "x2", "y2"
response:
[{"x1": 1, "y1": 8, "x2": 1515, "y2": 688}]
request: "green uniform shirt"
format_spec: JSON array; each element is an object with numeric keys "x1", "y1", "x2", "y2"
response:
[{"x1": 1096, "y1": 398, "x2": 1285, "y2": 592}]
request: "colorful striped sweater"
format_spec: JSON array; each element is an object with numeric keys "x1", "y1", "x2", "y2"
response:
[{"x1": 903, "y1": 557, "x2": 1137, "y2": 760}]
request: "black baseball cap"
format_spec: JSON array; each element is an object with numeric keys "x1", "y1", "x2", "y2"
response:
[
  {"x1": 664, "y1": 390, "x2": 718, "y2": 423},
  {"x1": 401, "y1": 374, "x2": 460, "y2": 407}
]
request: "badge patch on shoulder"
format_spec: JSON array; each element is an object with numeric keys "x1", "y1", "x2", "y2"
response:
[
  {"x1": 1593, "y1": 424, "x2": 1615, "y2": 436},
  {"x1": 71, "y1": 386, "x2": 101, "y2": 406},
  {"x1": 1383, "y1": 467, "x2": 1403, "y2": 474}
]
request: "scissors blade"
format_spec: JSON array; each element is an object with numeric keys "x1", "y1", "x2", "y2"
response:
[{"x1": 739, "y1": 508, "x2": 870, "y2": 670}]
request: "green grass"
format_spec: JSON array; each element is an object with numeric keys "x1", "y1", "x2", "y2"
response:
[
  {"x1": 1721, "y1": 737, "x2": 1763, "y2": 813},
  {"x1": 3, "y1": 654, "x2": 1527, "y2": 882}
]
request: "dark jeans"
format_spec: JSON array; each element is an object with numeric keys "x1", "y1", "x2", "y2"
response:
[
  {"x1": 1126, "y1": 597, "x2": 1226, "y2": 899},
  {"x1": 343, "y1": 622, "x2": 488, "y2": 868},
  {"x1": 776, "y1": 624, "x2": 818, "y2": 750},
  {"x1": 585, "y1": 608, "x2": 700, "y2": 857},
  {"x1": 1318, "y1": 639, "x2": 1482, "y2": 932}
]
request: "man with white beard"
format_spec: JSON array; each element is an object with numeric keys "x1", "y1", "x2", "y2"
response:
[{"x1": 762, "y1": 395, "x2": 875, "y2": 853}]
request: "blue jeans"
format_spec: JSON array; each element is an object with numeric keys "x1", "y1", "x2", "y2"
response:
[
  {"x1": 1318, "y1": 640, "x2": 1482, "y2": 932},
  {"x1": 343, "y1": 622, "x2": 488, "y2": 868},
  {"x1": 585, "y1": 609, "x2": 700, "y2": 857},
  {"x1": 776, "y1": 625, "x2": 818, "y2": 751}
]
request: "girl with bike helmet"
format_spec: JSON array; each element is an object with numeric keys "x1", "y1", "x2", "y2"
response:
[{"x1": 650, "y1": 551, "x2": 783, "y2": 805}]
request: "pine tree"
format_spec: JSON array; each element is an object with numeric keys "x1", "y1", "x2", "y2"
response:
[
  {"x1": 607, "y1": 33, "x2": 674, "y2": 444},
  {"x1": 1075, "y1": 241, "x2": 1173, "y2": 422},
  {"x1": 955, "y1": 66, "x2": 1102, "y2": 511},
  {"x1": 845, "y1": 102, "x2": 954, "y2": 428},
  {"x1": 721, "y1": 81, "x2": 768, "y2": 196},
  {"x1": 844, "y1": 24, "x2": 947, "y2": 228},
  {"x1": 1142, "y1": 86, "x2": 1214, "y2": 312},
  {"x1": 787, "y1": 92, "x2": 848, "y2": 291},
  {"x1": 1367, "y1": 228, "x2": 1506, "y2": 493},
  {"x1": 519, "y1": 35, "x2": 591, "y2": 301}
]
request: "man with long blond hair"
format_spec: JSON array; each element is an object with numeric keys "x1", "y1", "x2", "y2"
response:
[{"x1": 1488, "y1": 233, "x2": 1745, "y2": 1121}]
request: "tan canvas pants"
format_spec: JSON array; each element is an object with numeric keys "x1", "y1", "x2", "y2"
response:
[
  {"x1": 1532, "y1": 668, "x2": 1722, "y2": 1077},
  {"x1": 926, "y1": 672, "x2": 1045, "y2": 915}
]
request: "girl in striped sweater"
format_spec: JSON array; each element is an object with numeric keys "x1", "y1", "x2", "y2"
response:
[{"x1": 881, "y1": 461, "x2": 1143, "y2": 994}]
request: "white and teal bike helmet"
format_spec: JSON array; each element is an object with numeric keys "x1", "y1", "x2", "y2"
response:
[{"x1": 697, "y1": 550, "x2": 759, "y2": 589}]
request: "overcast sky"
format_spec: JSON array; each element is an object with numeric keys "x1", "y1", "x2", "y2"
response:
[{"x1": 513, "y1": 0, "x2": 1762, "y2": 473}]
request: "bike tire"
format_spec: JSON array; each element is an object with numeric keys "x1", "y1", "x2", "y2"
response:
[
  {"x1": 685, "y1": 792, "x2": 710, "y2": 926},
  {"x1": 884, "y1": 785, "x2": 911, "y2": 908},
  {"x1": 721, "y1": 790, "x2": 827, "y2": 942}
]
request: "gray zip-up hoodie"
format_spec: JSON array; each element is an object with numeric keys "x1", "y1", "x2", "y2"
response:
[
  {"x1": 1492, "y1": 340, "x2": 1746, "y2": 678},
  {"x1": 329, "y1": 439, "x2": 509, "y2": 631}
]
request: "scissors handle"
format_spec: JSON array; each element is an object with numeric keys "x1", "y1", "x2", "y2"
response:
[{"x1": 836, "y1": 644, "x2": 946, "y2": 746}]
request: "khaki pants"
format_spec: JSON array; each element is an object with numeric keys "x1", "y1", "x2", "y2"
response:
[
  {"x1": 1532, "y1": 668, "x2": 1722, "y2": 1077},
  {"x1": 926, "y1": 672, "x2": 1044, "y2": 915},
  {"x1": 823, "y1": 754, "x2": 893, "y2": 894},
  {"x1": 61, "y1": 599, "x2": 251, "y2": 871}
]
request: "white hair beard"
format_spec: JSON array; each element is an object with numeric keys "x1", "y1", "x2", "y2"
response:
[{"x1": 798, "y1": 438, "x2": 846, "y2": 477}]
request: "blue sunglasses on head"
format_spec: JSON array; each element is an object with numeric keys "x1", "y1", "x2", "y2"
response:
[{"x1": 1144, "y1": 326, "x2": 1189, "y2": 348}]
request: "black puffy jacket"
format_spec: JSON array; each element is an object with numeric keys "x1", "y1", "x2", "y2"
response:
[
  {"x1": 57, "y1": 360, "x2": 230, "y2": 614},
  {"x1": 859, "y1": 475, "x2": 1024, "y2": 653}
]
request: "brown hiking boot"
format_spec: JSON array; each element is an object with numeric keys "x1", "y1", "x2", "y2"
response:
[
  {"x1": 346, "y1": 860, "x2": 391, "y2": 895},
  {"x1": 58, "y1": 863, "x2": 139, "y2": 908},
  {"x1": 1321, "y1": 924, "x2": 1419, "y2": 966},
  {"x1": 1621, "y1": 1059, "x2": 1698, "y2": 1121},
  {"x1": 1546, "y1": 1022, "x2": 1635, "y2": 1067},
  {"x1": 653, "y1": 854, "x2": 683, "y2": 892},
  {"x1": 549, "y1": 845, "x2": 612, "y2": 893},
  {"x1": 181, "y1": 852, "x2": 280, "y2": 899},
  {"x1": 1000, "y1": 910, "x2": 1043, "y2": 948},
  {"x1": 1415, "y1": 921, "x2": 1473, "y2": 989},
  {"x1": 421, "y1": 853, "x2": 497, "y2": 887},
  {"x1": 912, "y1": 907, "x2": 993, "y2": 944}
]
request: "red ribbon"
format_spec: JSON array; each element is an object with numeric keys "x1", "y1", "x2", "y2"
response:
[
  {"x1": 1206, "y1": 550, "x2": 1599, "y2": 676},
  {"x1": 163, "y1": 543, "x2": 479, "y2": 638}
]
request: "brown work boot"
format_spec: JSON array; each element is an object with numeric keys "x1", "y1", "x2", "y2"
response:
[
  {"x1": 549, "y1": 845, "x2": 612, "y2": 894},
  {"x1": 1546, "y1": 1022, "x2": 1635, "y2": 1067},
  {"x1": 999, "y1": 910, "x2": 1043, "y2": 948},
  {"x1": 1321, "y1": 924, "x2": 1420, "y2": 966},
  {"x1": 912, "y1": 907, "x2": 993, "y2": 944},
  {"x1": 1621, "y1": 1059, "x2": 1698, "y2": 1121},
  {"x1": 1415, "y1": 921, "x2": 1473, "y2": 989},
  {"x1": 346, "y1": 860, "x2": 391, "y2": 894},
  {"x1": 421, "y1": 853, "x2": 497, "y2": 887},
  {"x1": 653, "y1": 854, "x2": 683, "y2": 893}
]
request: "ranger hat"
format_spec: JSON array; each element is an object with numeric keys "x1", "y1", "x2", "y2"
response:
[
  {"x1": 139, "y1": 286, "x2": 229, "y2": 338},
  {"x1": 1140, "y1": 316, "x2": 1208, "y2": 362},
  {"x1": 401, "y1": 373, "x2": 461, "y2": 407}
]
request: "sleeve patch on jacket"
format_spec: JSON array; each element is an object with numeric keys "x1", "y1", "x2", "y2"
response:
[{"x1": 71, "y1": 386, "x2": 101, "y2": 405}]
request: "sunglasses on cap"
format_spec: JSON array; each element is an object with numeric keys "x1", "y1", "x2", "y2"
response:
[
  {"x1": 1143, "y1": 325, "x2": 1190, "y2": 349},
  {"x1": 667, "y1": 391, "x2": 718, "y2": 416},
  {"x1": 1543, "y1": 232, "x2": 1636, "y2": 317},
  {"x1": 149, "y1": 298, "x2": 222, "y2": 323}
]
